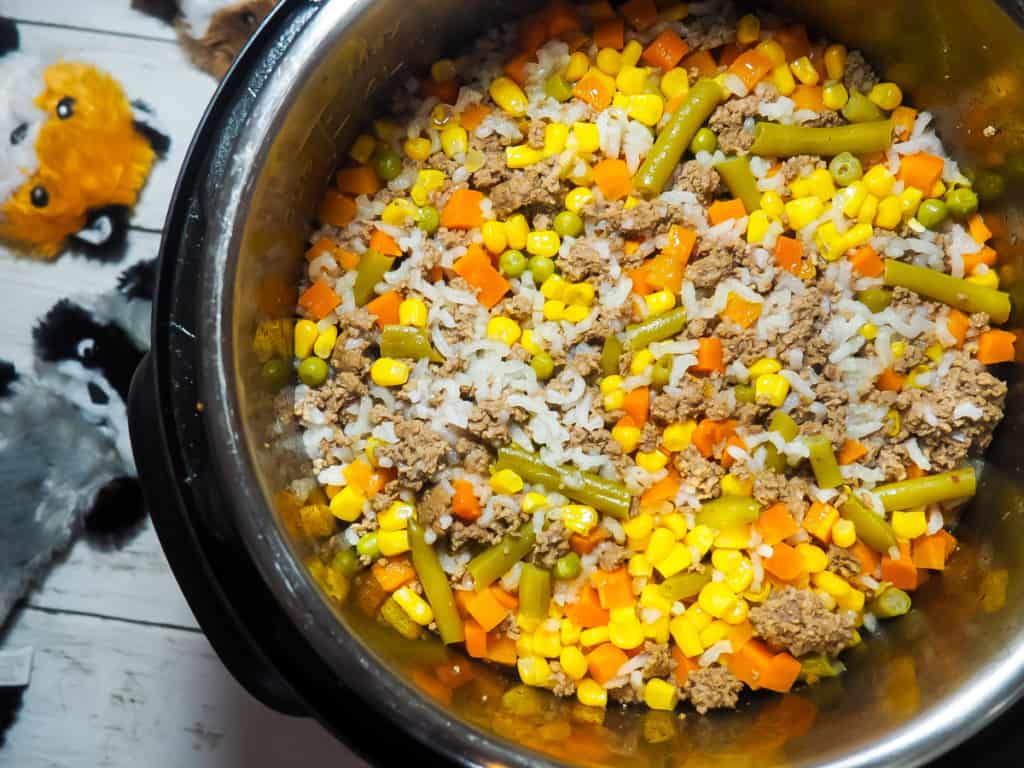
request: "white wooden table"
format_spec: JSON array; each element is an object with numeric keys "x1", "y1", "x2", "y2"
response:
[{"x1": 0, "y1": 4, "x2": 365, "y2": 765}]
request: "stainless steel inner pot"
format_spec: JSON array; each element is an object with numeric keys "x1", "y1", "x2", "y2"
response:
[{"x1": 155, "y1": 0, "x2": 1024, "y2": 764}]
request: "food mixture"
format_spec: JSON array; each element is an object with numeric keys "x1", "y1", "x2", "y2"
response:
[{"x1": 262, "y1": 0, "x2": 1015, "y2": 715}]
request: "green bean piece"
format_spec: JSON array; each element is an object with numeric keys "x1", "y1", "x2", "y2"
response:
[
  {"x1": 623, "y1": 307, "x2": 688, "y2": 350},
  {"x1": 494, "y1": 445, "x2": 632, "y2": 518},
  {"x1": 769, "y1": 410, "x2": 800, "y2": 442},
  {"x1": 380, "y1": 325, "x2": 443, "y2": 362},
  {"x1": 634, "y1": 79, "x2": 725, "y2": 197},
  {"x1": 716, "y1": 156, "x2": 762, "y2": 213},
  {"x1": 916, "y1": 199, "x2": 948, "y2": 230},
  {"x1": 690, "y1": 127, "x2": 718, "y2": 155},
  {"x1": 499, "y1": 249, "x2": 528, "y2": 277},
  {"x1": 734, "y1": 384, "x2": 755, "y2": 404},
  {"x1": 554, "y1": 552, "x2": 582, "y2": 580},
  {"x1": 841, "y1": 91, "x2": 885, "y2": 123},
  {"x1": 874, "y1": 467, "x2": 976, "y2": 511},
  {"x1": 602, "y1": 334, "x2": 624, "y2": 376},
  {"x1": 659, "y1": 570, "x2": 712, "y2": 602},
  {"x1": 761, "y1": 443, "x2": 786, "y2": 473},
  {"x1": 804, "y1": 435, "x2": 844, "y2": 489},
  {"x1": 519, "y1": 563, "x2": 552, "y2": 620},
  {"x1": 544, "y1": 72, "x2": 573, "y2": 102},
  {"x1": 749, "y1": 120, "x2": 893, "y2": 158},
  {"x1": 651, "y1": 355, "x2": 674, "y2": 390},
  {"x1": 799, "y1": 654, "x2": 846, "y2": 681},
  {"x1": 554, "y1": 210, "x2": 584, "y2": 238},
  {"x1": 466, "y1": 524, "x2": 537, "y2": 590},
  {"x1": 839, "y1": 495, "x2": 897, "y2": 553},
  {"x1": 353, "y1": 248, "x2": 396, "y2": 306},
  {"x1": 528, "y1": 254, "x2": 556, "y2": 283},
  {"x1": 298, "y1": 357, "x2": 328, "y2": 387},
  {"x1": 409, "y1": 520, "x2": 464, "y2": 644},
  {"x1": 332, "y1": 547, "x2": 361, "y2": 577},
  {"x1": 357, "y1": 531, "x2": 381, "y2": 560},
  {"x1": 380, "y1": 596, "x2": 422, "y2": 640},
  {"x1": 374, "y1": 147, "x2": 403, "y2": 182},
  {"x1": 857, "y1": 287, "x2": 893, "y2": 313},
  {"x1": 828, "y1": 152, "x2": 863, "y2": 187},
  {"x1": 261, "y1": 358, "x2": 290, "y2": 391},
  {"x1": 695, "y1": 496, "x2": 762, "y2": 529},
  {"x1": 417, "y1": 205, "x2": 440, "y2": 234},
  {"x1": 883, "y1": 259, "x2": 1011, "y2": 323},
  {"x1": 945, "y1": 187, "x2": 979, "y2": 219},
  {"x1": 870, "y1": 587, "x2": 912, "y2": 618},
  {"x1": 531, "y1": 352, "x2": 555, "y2": 380}
]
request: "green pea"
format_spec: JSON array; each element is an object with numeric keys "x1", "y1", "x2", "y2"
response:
[
  {"x1": 499, "y1": 249, "x2": 528, "y2": 277},
  {"x1": 690, "y1": 127, "x2": 718, "y2": 155},
  {"x1": 916, "y1": 198, "x2": 949, "y2": 230},
  {"x1": 974, "y1": 169, "x2": 1006, "y2": 202},
  {"x1": 531, "y1": 352, "x2": 555, "y2": 381},
  {"x1": 332, "y1": 548, "x2": 361, "y2": 576},
  {"x1": 828, "y1": 152, "x2": 863, "y2": 187},
  {"x1": 417, "y1": 205, "x2": 440, "y2": 234},
  {"x1": 374, "y1": 147, "x2": 402, "y2": 181},
  {"x1": 553, "y1": 210, "x2": 584, "y2": 238},
  {"x1": 944, "y1": 187, "x2": 979, "y2": 219},
  {"x1": 651, "y1": 355, "x2": 673, "y2": 390},
  {"x1": 357, "y1": 532, "x2": 380, "y2": 560},
  {"x1": 261, "y1": 358, "x2": 290, "y2": 390},
  {"x1": 734, "y1": 384, "x2": 755, "y2": 404},
  {"x1": 529, "y1": 254, "x2": 556, "y2": 283},
  {"x1": 554, "y1": 552, "x2": 582, "y2": 580},
  {"x1": 298, "y1": 356, "x2": 329, "y2": 387},
  {"x1": 856, "y1": 287, "x2": 893, "y2": 313},
  {"x1": 544, "y1": 73, "x2": 573, "y2": 103}
]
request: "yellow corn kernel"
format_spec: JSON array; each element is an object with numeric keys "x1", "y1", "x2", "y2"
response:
[
  {"x1": 711, "y1": 548, "x2": 742, "y2": 573},
  {"x1": 814, "y1": 221, "x2": 845, "y2": 262},
  {"x1": 515, "y1": 631, "x2": 534, "y2": 658},
  {"x1": 623, "y1": 510, "x2": 653, "y2": 540},
  {"x1": 660, "y1": 420, "x2": 695, "y2": 452},
  {"x1": 564, "y1": 282, "x2": 596, "y2": 307},
  {"x1": 859, "y1": 322, "x2": 878, "y2": 341},
  {"x1": 746, "y1": 210, "x2": 772, "y2": 247},
  {"x1": 824, "y1": 44, "x2": 847, "y2": 81},
  {"x1": 805, "y1": 168, "x2": 836, "y2": 200},
  {"x1": 596, "y1": 47, "x2": 622, "y2": 75},
  {"x1": 646, "y1": 527, "x2": 677, "y2": 564},
  {"x1": 572, "y1": 122, "x2": 601, "y2": 154},
  {"x1": 533, "y1": 628, "x2": 562, "y2": 658},
  {"x1": 720, "y1": 473, "x2": 753, "y2": 497},
  {"x1": 506, "y1": 144, "x2": 544, "y2": 168},
  {"x1": 542, "y1": 300, "x2": 566, "y2": 321},
  {"x1": 580, "y1": 625, "x2": 610, "y2": 647},
  {"x1": 669, "y1": 615, "x2": 703, "y2": 657},
  {"x1": 659, "y1": 67, "x2": 690, "y2": 100},
  {"x1": 863, "y1": 165, "x2": 895, "y2": 198},
  {"x1": 566, "y1": 51, "x2": 590, "y2": 82},
  {"x1": 629, "y1": 553, "x2": 653, "y2": 578},
  {"x1": 542, "y1": 122, "x2": 569, "y2": 158},
  {"x1": 481, "y1": 221, "x2": 508, "y2": 255},
  {"x1": 890, "y1": 340, "x2": 907, "y2": 359},
  {"x1": 527, "y1": 230, "x2": 561, "y2": 258},
  {"x1": 715, "y1": 525, "x2": 752, "y2": 549},
  {"x1": 610, "y1": 92, "x2": 629, "y2": 112},
  {"x1": 518, "y1": 656, "x2": 552, "y2": 688},
  {"x1": 753, "y1": 39, "x2": 784, "y2": 66},
  {"x1": 486, "y1": 316, "x2": 522, "y2": 345},
  {"x1": 520, "y1": 329, "x2": 541, "y2": 355},
  {"x1": 328, "y1": 486, "x2": 366, "y2": 522},
  {"x1": 612, "y1": 37, "x2": 640, "y2": 66},
  {"x1": 603, "y1": 390, "x2": 625, "y2": 410},
  {"x1": 636, "y1": 588, "x2": 668, "y2": 618},
  {"x1": 565, "y1": 186, "x2": 594, "y2": 214},
  {"x1": 294, "y1": 319, "x2": 319, "y2": 358},
  {"x1": 577, "y1": 678, "x2": 607, "y2": 708},
  {"x1": 379, "y1": 501, "x2": 415, "y2": 531},
  {"x1": 771, "y1": 63, "x2": 796, "y2": 96},
  {"x1": 627, "y1": 94, "x2": 664, "y2": 127},
  {"x1": 393, "y1": 585, "x2": 434, "y2": 625},
  {"x1": 565, "y1": 304, "x2": 591, "y2": 324},
  {"x1": 521, "y1": 494, "x2": 550, "y2": 516},
  {"x1": 831, "y1": 518, "x2": 856, "y2": 548},
  {"x1": 790, "y1": 56, "x2": 819, "y2": 85},
  {"x1": 660, "y1": 512, "x2": 688, "y2": 540},
  {"x1": 313, "y1": 325, "x2": 338, "y2": 359},
  {"x1": 490, "y1": 468, "x2": 525, "y2": 495},
  {"x1": 747, "y1": 357, "x2": 782, "y2": 377},
  {"x1": 636, "y1": 450, "x2": 669, "y2": 473},
  {"x1": 845, "y1": 221, "x2": 874, "y2": 249},
  {"x1": 558, "y1": 646, "x2": 587, "y2": 680},
  {"x1": 699, "y1": 619, "x2": 731, "y2": 647},
  {"x1": 349, "y1": 133, "x2": 376, "y2": 164},
  {"x1": 630, "y1": 349, "x2": 655, "y2": 375},
  {"x1": 698, "y1": 582, "x2": 738, "y2": 619},
  {"x1": 842, "y1": 181, "x2": 869, "y2": 217},
  {"x1": 813, "y1": 570, "x2": 851, "y2": 599},
  {"x1": 440, "y1": 123, "x2": 468, "y2": 159},
  {"x1": 403, "y1": 136, "x2": 432, "y2": 162},
  {"x1": 642, "y1": 678, "x2": 678, "y2": 711},
  {"x1": 760, "y1": 190, "x2": 785, "y2": 219},
  {"x1": 785, "y1": 196, "x2": 825, "y2": 230},
  {"x1": 722, "y1": 598, "x2": 749, "y2": 625},
  {"x1": 718, "y1": 554, "x2": 754, "y2": 593},
  {"x1": 796, "y1": 543, "x2": 829, "y2": 574},
  {"x1": 370, "y1": 357, "x2": 410, "y2": 387},
  {"x1": 643, "y1": 289, "x2": 676, "y2": 317},
  {"x1": 503, "y1": 214, "x2": 529, "y2": 250},
  {"x1": 967, "y1": 269, "x2": 1000, "y2": 290},
  {"x1": 685, "y1": 525, "x2": 715, "y2": 557},
  {"x1": 837, "y1": 586, "x2": 866, "y2": 613},
  {"x1": 684, "y1": 603, "x2": 713, "y2": 630},
  {"x1": 560, "y1": 618, "x2": 581, "y2": 646},
  {"x1": 600, "y1": 374, "x2": 623, "y2": 395},
  {"x1": 541, "y1": 276, "x2": 568, "y2": 301},
  {"x1": 610, "y1": 616, "x2": 645, "y2": 650},
  {"x1": 869, "y1": 82, "x2": 903, "y2": 111},
  {"x1": 616, "y1": 65, "x2": 648, "y2": 96},
  {"x1": 899, "y1": 186, "x2": 923, "y2": 218},
  {"x1": 378, "y1": 529, "x2": 410, "y2": 556},
  {"x1": 822, "y1": 80, "x2": 849, "y2": 111},
  {"x1": 857, "y1": 193, "x2": 879, "y2": 225},
  {"x1": 755, "y1": 373, "x2": 790, "y2": 407},
  {"x1": 736, "y1": 13, "x2": 760, "y2": 45},
  {"x1": 925, "y1": 343, "x2": 944, "y2": 364},
  {"x1": 417, "y1": 168, "x2": 445, "y2": 190},
  {"x1": 875, "y1": 195, "x2": 903, "y2": 230},
  {"x1": 655, "y1": 543, "x2": 693, "y2": 577},
  {"x1": 562, "y1": 504, "x2": 599, "y2": 536},
  {"x1": 398, "y1": 297, "x2": 428, "y2": 328},
  {"x1": 430, "y1": 58, "x2": 457, "y2": 82},
  {"x1": 892, "y1": 507, "x2": 928, "y2": 539},
  {"x1": 489, "y1": 76, "x2": 528, "y2": 116}
]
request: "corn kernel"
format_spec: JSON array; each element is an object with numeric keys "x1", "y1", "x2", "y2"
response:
[
  {"x1": 382, "y1": 198, "x2": 418, "y2": 227},
  {"x1": 486, "y1": 316, "x2": 522, "y2": 345},
  {"x1": 559, "y1": 618, "x2": 581, "y2": 646},
  {"x1": 646, "y1": 527, "x2": 677, "y2": 564},
  {"x1": 858, "y1": 193, "x2": 879, "y2": 225},
  {"x1": 565, "y1": 186, "x2": 595, "y2": 214},
  {"x1": 603, "y1": 390, "x2": 625, "y2": 410},
  {"x1": 349, "y1": 133, "x2": 376, "y2": 164},
  {"x1": 831, "y1": 518, "x2": 857, "y2": 548},
  {"x1": 967, "y1": 269, "x2": 1000, "y2": 289},
  {"x1": 670, "y1": 617, "x2": 703, "y2": 657},
  {"x1": 566, "y1": 51, "x2": 590, "y2": 82},
  {"x1": 580, "y1": 626, "x2": 609, "y2": 647},
  {"x1": 760, "y1": 190, "x2": 785, "y2": 219},
  {"x1": 824, "y1": 44, "x2": 847, "y2": 80},
  {"x1": 596, "y1": 47, "x2": 622, "y2": 75},
  {"x1": 616, "y1": 65, "x2": 648, "y2": 96},
  {"x1": 736, "y1": 13, "x2": 760, "y2": 45},
  {"x1": 755, "y1": 373, "x2": 790, "y2": 407},
  {"x1": 313, "y1": 325, "x2": 338, "y2": 359},
  {"x1": 490, "y1": 468, "x2": 524, "y2": 495},
  {"x1": 864, "y1": 165, "x2": 895, "y2": 198},
  {"x1": 643, "y1": 287, "x2": 679, "y2": 317},
  {"x1": 698, "y1": 582, "x2": 738, "y2": 619},
  {"x1": 627, "y1": 94, "x2": 664, "y2": 127},
  {"x1": 489, "y1": 76, "x2": 528, "y2": 116},
  {"x1": 699, "y1": 619, "x2": 730, "y2": 647},
  {"x1": 899, "y1": 186, "x2": 923, "y2": 218},
  {"x1": 527, "y1": 230, "x2": 561, "y2": 258},
  {"x1": 720, "y1": 474, "x2": 753, "y2": 497},
  {"x1": 661, "y1": 421, "x2": 696, "y2": 453},
  {"x1": 629, "y1": 553, "x2": 653, "y2": 577},
  {"x1": 626, "y1": 350, "x2": 652, "y2": 377},
  {"x1": 639, "y1": 584, "x2": 670, "y2": 613},
  {"x1": 622, "y1": 514, "x2": 653, "y2": 544},
  {"x1": 892, "y1": 507, "x2": 928, "y2": 539},
  {"x1": 398, "y1": 297, "x2": 428, "y2": 328},
  {"x1": 722, "y1": 556, "x2": 755, "y2": 593},
  {"x1": 869, "y1": 82, "x2": 903, "y2": 111},
  {"x1": 874, "y1": 195, "x2": 903, "y2": 229},
  {"x1": 440, "y1": 123, "x2": 468, "y2": 159},
  {"x1": 640, "y1": 678, "x2": 677, "y2": 711},
  {"x1": 741, "y1": 209, "x2": 768, "y2": 245},
  {"x1": 572, "y1": 122, "x2": 601, "y2": 154},
  {"x1": 822, "y1": 81, "x2": 849, "y2": 111},
  {"x1": 577, "y1": 678, "x2": 607, "y2": 708},
  {"x1": 430, "y1": 58, "x2": 456, "y2": 82},
  {"x1": 520, "y1": 329, "x2": 541, "y2": 355},
  {"x1": 374, "y1": 119, "x2": 400, "y2": 141},
  {"x1": 370, "y1": 357, "x2": 410, "y2": 387},
  {"x1": 506, "y1": 144, "x2": 544, "y2": 168},
  {"x1": 541, "y1": 122, "x2": 569, "y2": 158},
  {"x1": 533, "y1": 628, "x2": 562, "y2": 658},
  {"x1": 379, "y1": 501, "x2": 415, "y2": 531},
  {"x1": 790, "y1": 56, "x2": 819, "y2": 85},
  {"x1": 480, "y1": 221, "x2": 508, "y2": 255},
  {"x1": 600, "y1": 374, "x2": 623, "y2": 394},
  {"x1": 785, "y1": 197, "x2": 825, "y2": 230},
  {"x1": 328, "y1": 486, "x2": 366, "y2": 522},
  {"x1": 925, "y1": 343, "x2": 944, "y2": 364},
  {"x1": 748, "y1": 357, "x2": 782, "y2": 377},
  {"x1": 859, "y1": 322, "x2": 878, "y2": 341},
  {"x1": 393, "y1": 585, "x2": 434, "y2": 625},
  {"x1": 842, "y1": 181, "x2": 869, "y2": 217},
  {"x1": 294, "y1": 319, "x2": 319, "y2": 358},
  {"x1": 564, "y1": 282, "x2": 596, "y2": 307},
  {"x1": 750, "y1": 40, "x2": 783, "y2": 68},
  {"x1": 562, "y1": 504, "x2": 599, "y2": 536},
  {"x1": 660, "y1": 512, "x2": 688, "y2": 540},
  {"x1": 564, "y1": 304, "x2": 591, "y2": 323},
  {"x1": 401, "y1": 136, "x2": 430, "y2": 162},
  {"x1": 518, "y1": 656, "x2": 552, "y2": 688},
  {"x1": 503, "y1": 214, "x2": 529, "y2": 250},
  {"x1": 715, "y1": 525, "x2": 752, "y2": 549},
  {"x1": 813, "y1": 570, "x2": 851, "y2": 598},
  {"x1": 660, "y1": 67, "x2": 690, "y2": 100},
  {"x1": 722, "y1": 598, "x2": 750, "y2": 625},
  {"x1": 685, "y1": 525, "x2": 715, "y2": 557},
  {"x1": 610, "y1": 615, "x2": 645, "y2": 650},
  {"x1": 543, "y1": 300, "x2": 566, "y2": 321},
  {"x1": 378, "y1": 529, "x2": 410, "y2": 556},
  {"x1": 655, "y1": 543, "x2": 693, "y2": 577},
  {"x1": 838, "y1": 587, "x2": 866, "y2": 613},
  {"x1": 711, "y1": 548, "x2": 742, "y2": 574},
  {"x1": 636, "y1": 450, "x2": 669, "y2": 473},
  {"x1": 797, "y1": 543, "x2": 829, "y2": 574},
  {"x1": 771, "y1": 63, "x2": 797, "y2": 96},
  {"x1": 890, "y1": 340, "x2": 907, "y2": 358},
  {"x1": 557, "y1": 646, "x2": 587, "y2": 680}
]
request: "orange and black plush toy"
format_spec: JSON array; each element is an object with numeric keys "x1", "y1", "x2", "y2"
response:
[{"x1": 0, "y1": 19, "x2": 169, "y2": 259}]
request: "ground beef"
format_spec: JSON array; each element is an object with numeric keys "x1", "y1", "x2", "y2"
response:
[
  {"x1": 781, "y1": 154, "x2": 826, "y2": 182},
  {"x1": 650, "y1": 376, "x2": 709, "y2": 424},
  {"x1": 550, "y1": 666, "x2": 576, "y2": 697},
  {"x1": 843, "y1": 50, "x2": 879, "y2": 93},
  {"x1": 673, "y1": 446, "x2": 725, "y2": 500},
  {"x1": 466, "y1": 398, "x2": 516, "y2": 443},
  {"x1": 330, "y1": 308, "x2": 376, "y2": 372},
  {"x1": 489, "y1": 157, "x2": 566, "y2": 217},
  {"x1": 558, "y1": 237, "x2": 608, "y2": 282},
  {"x1": 587, "y1": 198, "x2": 692, "y2": 239},
  {"x1": 436, "y1": 226, "x2": 474, "y2": 250},
  {"x1": 529, "y1": 521, "x2": 571, "y2": 568},
  {"x1": 303, "y1": 371, "x2": 367, "y2": 423},
  {"x1": 827, "y1": 545, "x2": 862, "y2": 579},
  {"x1": 670, "y1": 160, "x2": 722, "y2": 204},
  {"x1": 471, "y1": 134, "x2": 512, "y2": 190},
  {"x1": 683, "y1": 666, "x2": 743, "y2": 714},
  {"x1": 686, "y1": 242, "x2": 739, "y2": 289},
  {"x1": 749, "y1": 586, "x2": 856, "y2": 657},
  {"x1": 776, "y1": 286, "x2": 832, "y2": 369},
  {"x1": 608, "y1": 682, "x2": 641, "y2": 704},
  {"x1": 494, "y1": 292, "x2": 534, "y2": 323},
  {"x1": 448, "y1": 498, "x2": 526, "y2": 549},
  {"x1": 717, "y1": 321, "x2": 771, "y2": 367},
  {"x1": 376, "y1": 418, "x2": 449, "y2": 491},
  {"x1": 581, "y1": 300, "x2": 634, "y2": 346},
  {"x1": 426, "y1": 150, "x2": 461, "y2": 177},
  {"x1": 567, "y1": 347, "x2": 602, "y2": 378},
  {"x1": 596, "y1": 541, "x2": 629, "y2": 571},
  {"x1": 418, "y1": 484, "x2": 450, "y2": 532},
  {"x1": 527, "y1": 119, "x2": 546, "y2": 149},
  {"x1": 641, "y1": 642, "x2": 676, "y2": 680},
  {"x1": 708, "y1": 92, "x2": 764, "y2": 154},
  {"x1": 744, "y1": 471, "x2": 813, "y2": 519}
]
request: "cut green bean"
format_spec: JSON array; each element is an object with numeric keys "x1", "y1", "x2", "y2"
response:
[
  {"x1": 716, "y1": 156, "x2": 762, "y2": 213},
  {"x1": 799, "y1": 654, "x2": 846, "y2": 681},
  {"x1": 353, "y1": 248, "x2": 395, "y2": 306},
  {"x1": 804, "y1": 435, "x2": 844, "y2": 489},
  {"x1": 380, "y1": 326, "x2": 443, "y2": 362},
  {"x1": 749, "y1": 120, "x2": 893, "y2": 158},
  {"x1": 380, "y1": 596, "x2": 421, "y2": 639},
  {"x1": 634, "y1": 79, "x2": 725, "y2": 197},
  {"x1": 651, "y1": 355, "x2": 674, "y2": 390},
  {"x1": 519, "y1": 563, "x2": 552, "y2": 620},
  {"x1": 544, "y1": 73, "x2": 573, "y2": 102},
  {"x1": 762, "y1": 444, "x2": 786, "y2": 473},
  {"x1": 883, "y1": 259, "x2": 1011, "y2": 324},
  {"x1": 735, "y1": 384, "x2": 755, "y2": 404},
  {"x1": 659, "y1": 571, "x2": 711, "y2": 602},
  {"x1": 769, "y1": 410, "x2": 800, "y2": 442},
  {"x1": 870, "y1": 587, "x2": 912, "y2": 618},
  {"x1": 873, "y1": 467, "x2": 977, "y2": 512},
  {"x1": 623, "y1": 307, "x2": 687, "y2": 350},
  {"x1": 839, "y1": 495, "x2": 897, "y2": 553},
  {"x1": 602, "y1": 334, "x2": 624, "y2": 376},
  {"x1": 554, "y1": 552, "x2": 582, "y2": 580},
  {"x1": 841, "y1": 91, "x2": 886, "y2": 123},
  {"x1": 409, "y1": 520, "x2": 464, "y2": 644},
  {"x1": 857, "y1": 287, "x2": 893, "y2": 313},
  {"x1": 494, "y1": 445, "x2": 632, "y2": 518},
  {"x1": 465, "y1": 524, "x2": 537, "y2": 590},
  {"x1": 695, "y1": 496, "x2": 762, "y2": 529}
]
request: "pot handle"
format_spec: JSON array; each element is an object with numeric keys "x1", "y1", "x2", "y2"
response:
[{"x1": 128, "y1": 354, "x2": 307, "y2": 716}]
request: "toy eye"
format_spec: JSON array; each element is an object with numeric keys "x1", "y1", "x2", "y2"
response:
[
  {"x1": 56, "y1": 97, "x2": 75, "y2": 119},
  {"x1": 242, "y1": 10, "x2": 257, "y2": 25},
  {"x1": 30, "y1": 186, "x2": 48, "y2": 207},
  {"x1": 10, "y1": 122, "x2": 27, "y2": 145}
]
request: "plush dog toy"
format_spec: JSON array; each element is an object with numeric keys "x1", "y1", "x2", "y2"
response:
[{"x1": 0, "y1": 19, "x2": 169, "y2": 259}]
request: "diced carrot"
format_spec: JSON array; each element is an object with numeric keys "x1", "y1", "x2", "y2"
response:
[
  {"x1": 412, "y1": 669, "x2": 452, "y2": 705},
  {"x1": 672, "y1": 645, "x2": 699, "y2": 686},
  {"x1": 298, "y1": 279, "x2": 341, "y2": 320},
  {"x1": 962, "y1": 245, "x2": 997, "y2": 275},
  {"x1": 366, "y1": 289, "x2": 402, "y2": 328},
  {"x1": 422, "y1": 76, "x2": 459, "y2": 104},
  {"x1": 881, "y1": 542, "x2": 918, "y2": 590},
  {"x1": 372, "y1": 555, "x2": 417, "y2": 592},
  {"x1": 708, "y1": 198, "x2": 746, "y2": 225},
  {"x1": 725, "y1": 637, "x2": 774, "y2": 689},
  {"x1": 570, "y1": 527, "x2": 610, "y2": 555},
  {"x1": 946, "y1": 309, "x2": 969, "y2": 349},
  {"x1": 441, "y1": 188, "x2": 485, "y2": 230},
  {"x1": 728, "y1": 49, "x2": 773, "y2": 90},
  {"x1": 453, "y1": 589, "x2": 473, "y2": 617},
  {"x1": 305, "y1": 237, "x2": 337, "y2": 262},
  {"x1": 642, "y1": 29, "x2": 689, "y2": 71},
  {"x1": 726, "y1": 620, "x2": 754, "y2": 653},
  {"x1": 849, "y1": 245, "x2": 883, "y2": 277},
  {"x1": 666, "y1": 97, "x2": 686, "y2": 115},
  {"x1": 619, "y1": 0, "x2": 658, "y2": 30},
  {"x1": 319, "y1": 189, "x2": 357, "y2": 227},
  {"x1": 464, "y1": 619, "x2": 488, "y2": 658},
  {"x1": 542, "y1": 1, "x2": 581, "y2": 39},
  {"x1": 434, "y1": 659, "x2": 475, "y2": 689},
  {"x1": 969, "y1": 213, "x2": 993, "y2": 244},
  {"x1": 486, "y1": 635, "x2": 518, "y2": 666},
  {"x1": 892, "y1": 106, "x2": 918, "y2": 141},
  {"x1": 838, "y1": 438, "x2": 869, "y2": 466},
  {"x1": 640, "y1": 470, "x2": 680, "y2": 506},
  {"x1": 573, "y1": 72, "x2": 615, "y2": 110},
  {"x1": 681, "y1": 49, "x2": 718, "y2": 78},
  {"x1": 369, "y1": 228, "x2": 402, "y2": 257},
  {"x1": 490, "y1": 586, "x2": 519, "y2": 612},
  {"x1": 627, "y1": 263, "x2": 653, "y2": 296},
  {"x1": 593, "y1": 567, "x2": 634, "y2": 610},
  {"x1": 343, "y1": 459, "x2": 373, "y2": 493},
  {"x1": 623, "y1": 386, "x2": 649, "y2": 426},
  {"x1": 518, "y1": 15, "x2": 548, "y2": 52},
  {"x1": 692, "y1": 337, "x2": 724, "y2": 374},
  {"x1": 593, "y1": 18, "x2": 624, "y2": 50},
  {"x1": 723, "y1": 293, "x2": 762, "y2": 329},
  {"x1": 877, "y1": 368, "x2": 906, "y2": 392},
  {"x1": 772, "y1": 25, "x2": 811, "y2": 61},
  {"x1": 460, "y1": 103, "x2": 492, "y2": 131},
  {"x1": 587, "y1": 643, "x2": 629, "y2": 685},
  {"x1": 912, "y1": 530, "x2": 957, "y2": 570},
  {"x1": 336, "y1": 166, "x2": 380, "y2": 196},
  {"x1": 977, "y1": 329, "x2": 1016, "y2": 364},
  {"x1": 802, "y1": 501, "x2": 839, "y2": 543},
  {"x1": 773, "y1": 235, "x2": 803, "y2": 275},
  {"x1": 452, "y1": 479, "x2": 481, "y2": 521},
  {"x1": 466, "y1": 588, "x2": 509, "y2": 632},
  {"x1": 765, "y1": 541, "x2": 807, "y2": 581},
  {"x1": 691, "y1": 418, "x2": 725, "y2": 458},
  {"x1": 337, "y1": 249, "x2": 360, "y2": 270},
  {"x1": 897, "y1": 152, "x2": 945, "y2": 192},
  {"x1": 504, "y1": 51, "x2": 533, "y2": 86},
  {"x1": 850, "y1": 539, "x2": 880, "y2": 575},
  {"x1": 565, "y1": 584, "x2": 610, "y2": 628},
  {"x1": 719, "y1": 433, "x2": 747, "y2": 469},
  {"x1": 664, "y1": 224, "x2": 698, "y2": 266},
  {"x1": 592, "y1": 158, "x2": 632, "y2": 201},
  {"x1": 791, "y1": 85, "x2": 824, "y2": 112},
  {"x1": 452, "y1": 243, "x2": 510, "y2": 308},
  {"x1": 762, "y1": 651, "x2": 801, "y2": 693},
  {"x1": 756, "y1": 503, "x2": 798, "y2": 546}
]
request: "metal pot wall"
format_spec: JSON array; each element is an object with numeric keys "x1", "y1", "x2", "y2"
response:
[{"x1": 129, "y1": 0, "x2": 1024, "y2": 765}]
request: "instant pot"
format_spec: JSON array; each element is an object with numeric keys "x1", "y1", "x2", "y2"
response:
[{"x1": 128, "y1": 0, "x2": 1024, "y2": 764}]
